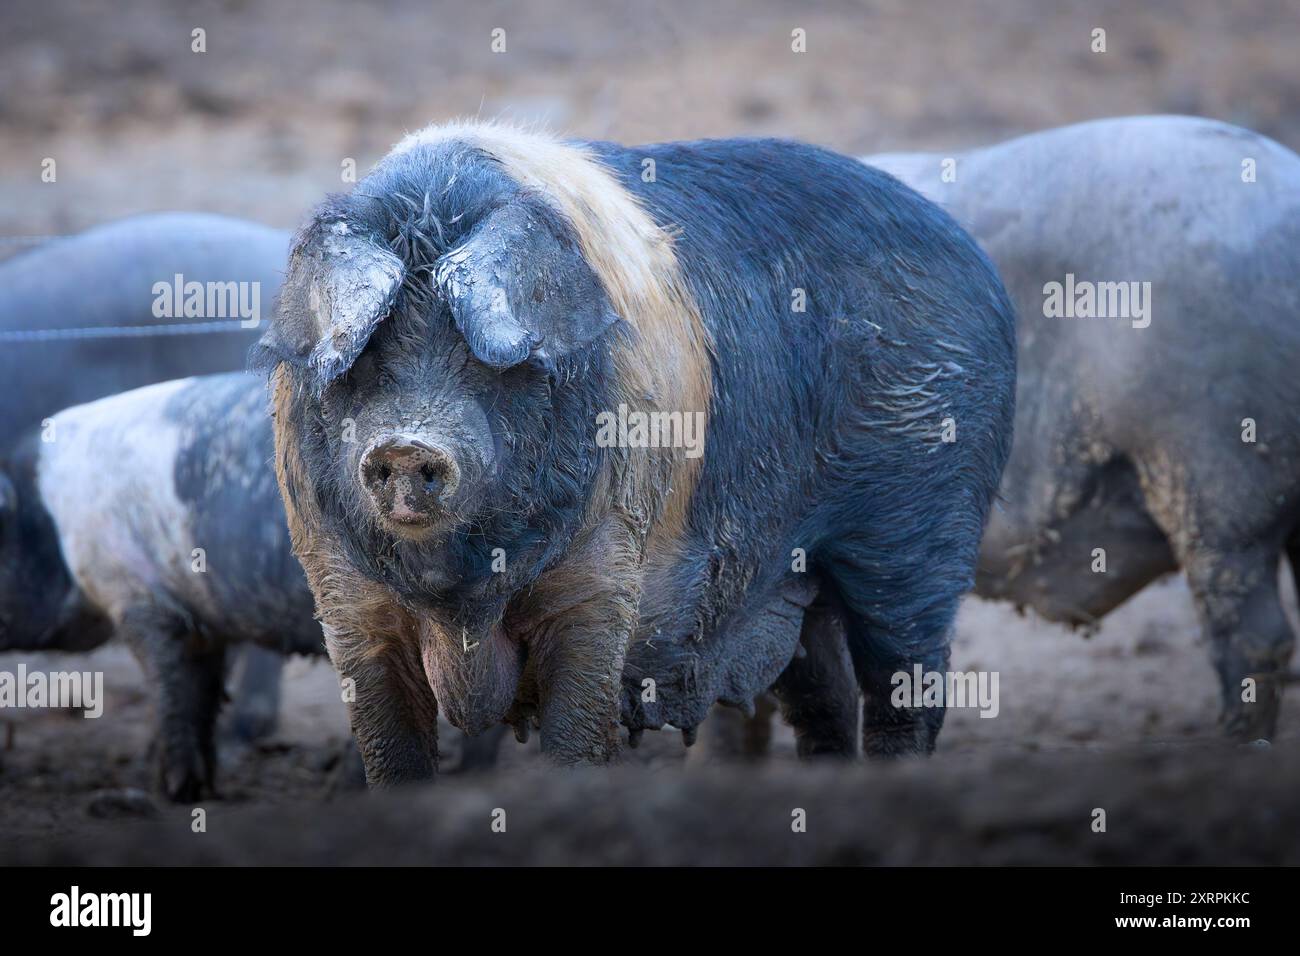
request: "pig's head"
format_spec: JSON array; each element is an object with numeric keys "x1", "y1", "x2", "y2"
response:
[
  {"x1": 0, "y1": 440, "x2": 112, "y2": 651},
  {"x1": 255, "y1": 140, "x2": 623, "y2": 604}
]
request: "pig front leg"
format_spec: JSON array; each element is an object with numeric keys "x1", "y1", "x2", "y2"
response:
[
  {"x1": 119, "y1": 606, "x2": 226, "y2": 801},
  {"x1": 520, "y1": 521, "x2": 641, "y2": 765},
  {"x1": 326, "y1": 627, "x2": 440, "y2": 787},
  {"x1": 531, "y1": 617, "x2": 627, "y2": 764}
]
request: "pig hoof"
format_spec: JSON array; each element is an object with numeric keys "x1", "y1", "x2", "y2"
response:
[{"x1": 161, "y1": 759, "x2": 213, "y2": 803}]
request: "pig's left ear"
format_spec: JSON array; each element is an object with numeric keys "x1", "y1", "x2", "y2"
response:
[
  {"x1": 434, "y1": 199, "x2": 620, "y2": 370},
  {"x1": 256, "y1": 220, "x2": 404, "y2": 388}
]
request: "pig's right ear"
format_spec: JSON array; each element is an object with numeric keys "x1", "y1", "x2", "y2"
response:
[{"x1": 255, "y1": 220, "x2": 404, "y2": 389}]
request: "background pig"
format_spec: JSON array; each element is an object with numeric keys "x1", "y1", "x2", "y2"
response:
[
  {"x1": 0, "y1": 370, "x2": 508, "y2": 796},
  {"x1": 0, "y1": 373, "x2": 321, "y2": 798},
  {"x1": 863, "y1": 115, "x2": 1300, "y2": 739},
  {"x1": 0, "y1": 211, "x2": 288, "y2": 448},
  {"x1": 258, "y1": 121, "x2": 1015, "y2": 785},
  {"x1": 0, "y1": 212, "x2": 296, "y2": 742}
]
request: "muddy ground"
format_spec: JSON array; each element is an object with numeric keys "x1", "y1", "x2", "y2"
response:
[
  {"x1": 2, "y1": 0, "x2": 1299, "y2": 864},
  {"x1": 4, "y1": 575, "x2": 1298, "y2": 864}
]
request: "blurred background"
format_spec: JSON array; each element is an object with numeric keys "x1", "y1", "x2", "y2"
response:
[
  {"x1": 2, "y1": 0, "x2": 1299, "y2": 236},
  {"x1": 2, "y1": 0, "x2": 1299, "y2": 863}
]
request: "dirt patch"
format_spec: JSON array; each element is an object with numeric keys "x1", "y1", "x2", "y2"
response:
[
  {"x1": 2, "y1": 578, "x2": 1297, "y2": 862},
  {"x1": 8, "y1": 742, "x2": 1297, "y2": 866}
]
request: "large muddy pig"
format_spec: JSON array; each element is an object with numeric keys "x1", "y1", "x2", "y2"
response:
[
  {"x1": 860, "y1": 115, "x2": 1300, "y2": 740},
  {"x1": 257, "y1": 121, "x2": 1015, "y2": 785},
  {"x1": 0, "y1": 211, "x2": 295, "y2": 741},
  {"x1": 0, "y1": 373, "x2": 321, "y2": 799}
]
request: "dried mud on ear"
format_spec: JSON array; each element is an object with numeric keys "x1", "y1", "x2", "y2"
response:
[
  {"x1": 260, "y1": 217, "x2": 405, "y2": 388},
  {"x1": 403, "y1": 122, "x2": 714, "y2": 421},
  {"x1": 434, "y1": 198, "x2": 620, "y2": 370},
  {"x1": 304, "y1": 225, "x2": 404, "y2": 387}
]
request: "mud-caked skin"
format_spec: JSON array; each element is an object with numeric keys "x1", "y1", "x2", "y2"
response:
[
  {"x1": 859, "y1": 115, "x2": 1300, "y2": 740},
  {"x1": 259, "y1": 122, "x2": 1015, "y2": 785},
  {"x1": 0, "y1": 374, "x2": 322, "y2": 800}
]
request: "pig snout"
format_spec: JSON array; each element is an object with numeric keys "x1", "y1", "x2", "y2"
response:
[{"x1": 359, "y1": 435, "x2": 460, "y2": 528}]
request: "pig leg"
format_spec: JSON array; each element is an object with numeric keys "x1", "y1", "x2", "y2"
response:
[
  {"x1": 119, "y1": 606, "x2": 226, "y2": 800},
  {"x1": 823, "y1": 555, "x2": 956, "y2": 756},
  {"x1": 770, "y1": 596, "x2": 859, "y2": 758},
  {"x1": 523, "y1": 521, "x2": 638, "y2": 765},
  {"x1": 695, "y1": 598, "x2": 858, "y2": 762},
  {"x1": 740, "y1": 694, "x2": 779, "y2": 756},
  {"x1": 224, "y1": 644, "x2": 284, "y2": 743},
  {"x1": 851, "y1": 621, "x2": 950, "y2": 758},
  {"x1": 326, "y1": 628, "x2": 440, "y2": 787},
  {"x1": 691, "y1": 705, "x2": 757, "y2": 762},
  {"x1": 1180, "y1": 544, "x2": 1293, "y2": 740},
  {"x1": 530, "y1": 616, "x2": 626, "y2": 764},
  {"x1": 1138, "y1": 451, "x2": 1296, "y2": 739}
]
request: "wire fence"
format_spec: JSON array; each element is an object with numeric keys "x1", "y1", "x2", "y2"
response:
[
  {"x1": 1, "y1": 233, "x2": 266, "y2": 342},
  {"x1": 0, "y1": 321, "x2": 257, "y2": 343}
]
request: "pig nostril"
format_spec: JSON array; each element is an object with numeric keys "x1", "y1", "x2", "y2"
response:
[
  {"x1": 362, "y1": 438, "x2": 458, "y2": 517},
  {"x1": 362, "y1": 456, "x2": 393, "y2": 491},
  {"x1": 420, "y1": 463, "x2": 445, "y2": 497}
]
